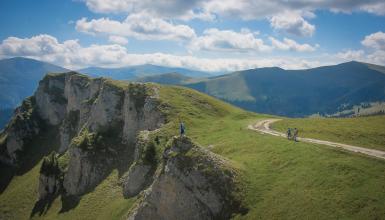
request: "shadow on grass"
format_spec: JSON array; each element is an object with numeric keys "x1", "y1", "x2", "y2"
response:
[
  {"x1": 30, "y1": 192, "x2": 81, "y2": 217},
  {"x1": 30, "y1": 194, "x2": 58, "y2": 217},
  {"x1": 0, "y1": 162, "x2": 15, "y2": 194},
  {"x1": 59, "y1": 194, "x2": 81, "y2": 213},
  {"x1": 16, "y1": 125, "x2": 60, "y2": 175},
  {"x1": 0, "y1": 125, "x2": 60, "y2": 194}
]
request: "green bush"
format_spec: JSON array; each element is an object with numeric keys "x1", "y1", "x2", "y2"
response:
[{"x1": 40, "y1": 152, "x2": 61, "y2": 176}]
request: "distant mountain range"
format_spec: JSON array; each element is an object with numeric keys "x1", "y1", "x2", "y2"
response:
[
  {"x1": 1, "y1": 57, "x2": 385, "y2": 128},
  {"x1": 138, "y1": 61, "x2": 385, "y2": 117},
  {"x1": 78, "y1": 64, "x2": 213, "y2": 80}
]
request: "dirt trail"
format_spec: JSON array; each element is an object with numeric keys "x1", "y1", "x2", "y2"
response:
[{"x1": 248, "y1": 119, "x2": 385, "y2": 160}]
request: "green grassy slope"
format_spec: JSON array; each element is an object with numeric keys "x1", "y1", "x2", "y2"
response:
[
  {"x1": 273, "y1": 116, "x2": 385, "y2": 151},
  {"x1": 158, "y1": 86, "x2": 385, "y2": 219},
  {"x1": 135, "y1": 72, "x2": 192, "y2": 85},
  {"x1": 1, "y1": 83, "x2": 385, "y2": 219}
]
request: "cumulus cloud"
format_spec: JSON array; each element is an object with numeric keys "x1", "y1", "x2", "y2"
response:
[
  {"x1": 270, "y1": 11, "x2": 315, "y2": 37},
  {"x1": 189, "y1": 28, "x2": 271, "y2": 52},
  {"x1": 336, "y1": 49, "x2": 365, "y2": 61},
  {"x1": 269, "y1": 37, "x2": 317, "y2": 52},
  {"x1": 0, "y1": 34, "x2": 129, "y2": 68},
  {"x1": 335, "y1": 32, "x2": 385, "y2": 65},
  {"x1": 188, "y1": 29, "x2": 316, "y2": 53},
  {"x1": 82, "y1": 0, "x2": 208, "y2": 19},
  {"x1": 366, "y1": 50, "x2": 385, "y2": 64},
  {"x1": 361, "y1": 31, "x2": 385, "y2": 51},
  {"x1": 0, "y1": 35, "x2": 80, "y2": 57},
  {"x1": 0, "y1": 34, "x2": 323, "y2": 71},
  {"x1": 336, "y1": 49, "x2": 385, "y2": 65},
  {"x1": 76, "y1": 13, "x2": 196, "y2": 41},
  {"x1": 108, "y1": 35, "x2": 128, "y2": 45},
  {"x1": 359, "y1": 31, "x2": 385, "y2": 64},
  {"x1": 81, "y1": 0, "x2": 385, "y2": 20}
]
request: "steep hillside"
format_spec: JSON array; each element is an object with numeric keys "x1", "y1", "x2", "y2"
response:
[
  {"x1": 0, "y1": 57, "x2": 69, "y2": 129},
  {"x1": 79, "y1": 64, "x2": 213, "y2": 80},
  {"x1": 1, "y1": 73, "x2": 385, "y2": 219},
  {"x1": 185, "y1": 61, "x2": 385, "y2": 117}
]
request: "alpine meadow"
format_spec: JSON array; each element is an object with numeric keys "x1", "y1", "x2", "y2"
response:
[{"x1": 1, "y1": 1, "x2": 385, "y2": 220}]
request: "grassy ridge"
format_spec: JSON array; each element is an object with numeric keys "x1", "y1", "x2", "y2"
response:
[
  {"x1": 195, "y1": 118, "x2": 385, "y2": 219},
  {"x1": 1, "y1": 83, "x2": 385, "y2": 219},
  {"x1": 158, "y1": 86, "x2": 385, "y2": 219},
  {"x1": 273, "y1": 116, "x2": 385, "y2": 151}
]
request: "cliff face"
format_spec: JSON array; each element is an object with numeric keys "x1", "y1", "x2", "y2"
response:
[
  {"x1": 0, "y1": 97, "x2": 42, "y2": 165},
  {"x1": 0, "y1": 72, "x2": 244, "y2": 219},
  {"x1": 127, "y1": 136, "x2": 243, "y2": 220},
  {"x1": 1, "y1": 72, "x2": 165, "y2": 193}
]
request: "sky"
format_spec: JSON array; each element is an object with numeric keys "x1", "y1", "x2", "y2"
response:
[{"x1": 0, "y1": 0, "x2": 385, "y2": 72}]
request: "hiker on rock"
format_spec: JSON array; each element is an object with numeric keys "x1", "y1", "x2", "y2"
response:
[
  {"x1": 293, "y1": 128, "x2": 298, "y2": 142},
  {"x1": 287, "y1": 128, "x2": 292, "y2": 140},
  {"x1": 179, "y1": 121, "x2": 185, "y2": 136}
]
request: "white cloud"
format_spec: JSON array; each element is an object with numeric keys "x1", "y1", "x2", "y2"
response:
[
  {"x1": 270, "y1": 11, "x2": 315, "y2": 37},
  {"x1": 0, "y1": 34, "x2": 324, "y2": 71},
  {"x1": 80, "y1": 0, "x2": 385, "y2": 20},
  {"x1": 270, "y1": 37, "x2": 317, "y2": 52},
  {"x1": 76, "y1": 13, "x2": 196, "y2": 41},
  {"x1": 189, "y1": 29, "x2": 316, "y2": 53},
  {"x1": 335, "y1": 49, "x2": 385, "y2": 65},
  {"x1": 108, "y1": 35, "x2": 128, "y2": 45},
  {"x1": 336, "y1": 49, "x2": 365, "y2": 61},
  {"x1": 335, "y1": 32, "x2": 385, "y2": 65},
  {"x1": 189, "y1": 28, "x2": 271, "y2": 52},
  {"x1": 0, "y1": 35, "x2": 80, "y2": 57},
  {"x1": 361, "y1": 31, "x2": 385, "y2": 51},
  {"x1": 0, "y1": 35, "x2": 129, "y2": 68},
  {"x1": 82, "y1": 0, "x2": 207, "y2": 19},
  {"x1": 366, "y1": 50, "x2": 385, "y2": 64}
]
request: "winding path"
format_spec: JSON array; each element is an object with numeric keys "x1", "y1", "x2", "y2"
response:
[{"x1": 248, "y1": 119, "x2": 385, "y2": 160}]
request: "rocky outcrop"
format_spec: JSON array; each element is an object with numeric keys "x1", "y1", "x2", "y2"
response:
[
  {"x1": 38, "y1": 174, "x2": 61, "y2": 199},
  {"x1": 122, "y1": 131, "x2": 156, "y2": 198},
  {"x1": 1, "y1": 72, "x2": 245, "y2": 219},
  {"x1": 38, "y1": 153, "x2": 62, "y2": 199},
  {"x1": 0, "y1": 97, "x2": 42, "y2": 165},
  {"x1": 63, "y1": 146, "x2": 114, "y2": 195},
  {"x1": 123, "y1": 163, "x2": 152, "y2": 198},
  {"x1": 35, "y1": 73, "x2": 67, "y2": 126},
  {"x1": 1, "y1": 72, "x2": 165, "y2": 193},
  {"x1": 128, "y1": 136, "x2": 243, "y2": 220}
]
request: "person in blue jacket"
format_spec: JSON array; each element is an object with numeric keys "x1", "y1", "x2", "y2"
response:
[{"x1": 179, "y1": 121, "x2": 185, "y2": 136}]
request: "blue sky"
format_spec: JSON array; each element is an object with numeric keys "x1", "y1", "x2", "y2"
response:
[{"x1": 0, "y1": 0, "x2": 385, "y2": 72}]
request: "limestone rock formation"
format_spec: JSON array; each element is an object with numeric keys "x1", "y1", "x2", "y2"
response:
[
  {"x1": 128, "y1": 136, "x2": 242, "y2": 220},
  {"x1": 1, "y1": 72, "x2": 165, "y2": 193},
  {"x1": 0, "y1": 72, "x2": 244, "y2": 219},
  {"x1": 0, "y1": 97, "x2": 42, "y2": 165},
  {"x1": 123, "y1": 163, "x2": 152, "y2": 198},
  {"x1": 38, "y1": 153, "x2": 62, "y2": 199}
]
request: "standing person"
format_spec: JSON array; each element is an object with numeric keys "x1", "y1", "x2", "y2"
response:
[
  {"x1": 293, "y1": 128, "x2": 299, "y2": 142},
  {"x1": 287, "y1": 128, "x2": 292, "y2": 140},
  {"x1": 179, "y1": 121, "x2": 185, "y2": 136}
]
